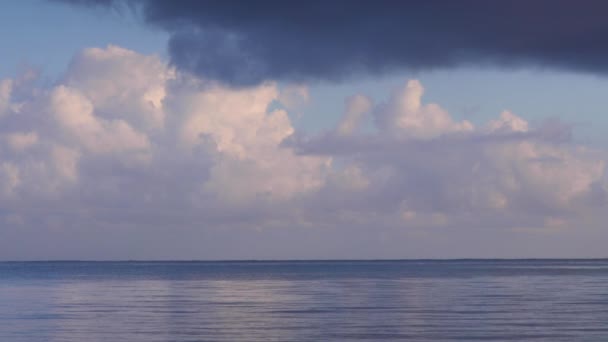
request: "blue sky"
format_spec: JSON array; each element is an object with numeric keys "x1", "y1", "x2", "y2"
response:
[
  {"x1": 0, "y1": 0, "x2": 167, "y2": 77},
  {"x1": 2, "y1": 1, "x2": 608, "y2": 259}
]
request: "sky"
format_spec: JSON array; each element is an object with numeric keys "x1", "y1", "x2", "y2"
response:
[{"x1": 2, "y1": 0, "x2": 608, "y2": 260}]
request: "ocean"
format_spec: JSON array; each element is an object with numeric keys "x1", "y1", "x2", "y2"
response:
[{"x1": 1, "y1": 260, "x2": 607, "y2": 341}]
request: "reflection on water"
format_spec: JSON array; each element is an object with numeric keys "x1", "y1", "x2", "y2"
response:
[{"x1": 2, "y1": 260, "x2": 608, "y2": 341}]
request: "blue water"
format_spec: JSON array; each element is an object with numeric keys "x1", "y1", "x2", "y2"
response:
[{"x1": 2, "y1": 260, "x2": 608, "y2": 341}]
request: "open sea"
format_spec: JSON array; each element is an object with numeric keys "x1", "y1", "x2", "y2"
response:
[{"x1": 1, "y1": 260, "x2": 608, "y2": 341}]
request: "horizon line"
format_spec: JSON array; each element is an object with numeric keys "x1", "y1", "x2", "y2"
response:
[{"x1": 2, "y1": 258, "x2": 608, "y2": 263}]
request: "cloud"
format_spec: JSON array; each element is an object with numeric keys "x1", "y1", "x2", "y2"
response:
[
  {"x1": 0, "y1": 45, "x2": 329, "y2": 222},
  {"x1": 0, "y1": 162, "x2": 20, "y2": 197},
  {"x1": 336, "y1": 95, "x2": 372, "y2": 136},
  {"x1": 1, "y1": 45, "x2": 607, "y2": 259},
  {"x1": 0, "y1": 79, "x2": 12, "y2": 116},
  {"x1": 57, "y1": 0, "x2": 608, "y2": 86},
  {"x1": 374, "y1": 80, "x2": 474, "y2": 139},
  {"x1": 278, "y1": 84, "x2": 310, "y2": 110},
  {"x1": 6, "y1": 132, "x2": 38, "y2": 152},
  {"x1": 63, "y1": 46, "x2": 171, "y2": 129},
  {"x1": 50, "y1": 85, "x2": 151, "y2": 156},
  {"x1": 288, "y1": 77, "x2": 607, "y2": 232}
]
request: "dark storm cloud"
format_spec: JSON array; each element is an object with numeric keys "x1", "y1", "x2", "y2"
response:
[
  {"x1": 57, "y1": 0, "x2": 608, "y2": 85},
  {"x1": 49, "y1": 0, "x2": 608, "y2": 83}
]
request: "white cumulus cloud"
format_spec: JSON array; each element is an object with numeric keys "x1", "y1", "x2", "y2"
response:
[{"x1": 0, "y1": 45, "x2": 607, "y2": 260}]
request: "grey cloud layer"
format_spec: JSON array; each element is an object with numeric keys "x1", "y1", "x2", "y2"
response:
[
  {"x1": 0, "y1": 46, "x2": 607, "y2": 259},
  {"x1": 60, "y1": 0, "x2": 608, "y2": 85}
]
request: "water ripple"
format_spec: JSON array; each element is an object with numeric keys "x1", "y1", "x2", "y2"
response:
[{"x1": 1, "y1": 260, "x2": 608, "y2": 341}]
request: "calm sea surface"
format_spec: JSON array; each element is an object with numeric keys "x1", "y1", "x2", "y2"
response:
[{"x1": 1, "y1": 260, "x2": 608, "y2": 341}]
